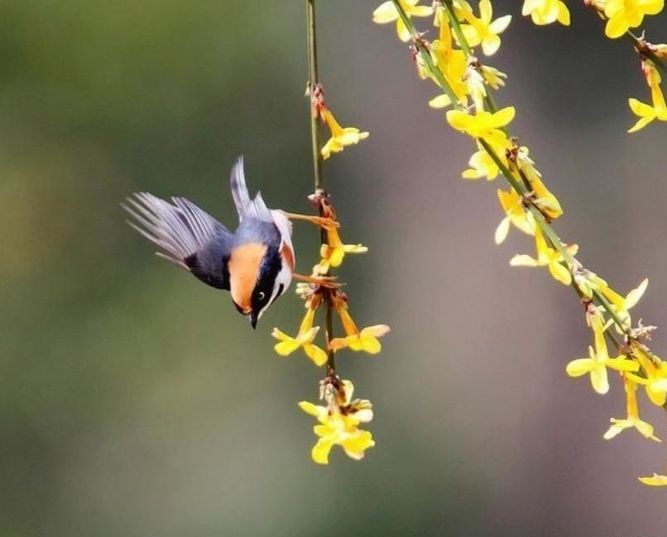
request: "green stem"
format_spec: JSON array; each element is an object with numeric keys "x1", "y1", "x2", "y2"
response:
[
  {"x1": 307, "y1": 0, "x2": 324, "y2": 191},
  {"x1": 306, "y1": 0, "x2": 336, "y2": 372}
]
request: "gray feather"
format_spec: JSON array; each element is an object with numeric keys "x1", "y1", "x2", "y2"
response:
[
  {"x1": 123, "y1": 192, "x2": 231, "y2": 272},
  {"x1": 229, "y1": 155, "x2": 273, "y2": 224}
]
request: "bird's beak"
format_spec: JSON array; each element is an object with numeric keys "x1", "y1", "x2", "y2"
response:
[{"x1": 248, "y1": 312, "x2": 258, "y2": 330}]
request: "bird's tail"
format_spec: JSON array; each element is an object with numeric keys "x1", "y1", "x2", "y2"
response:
[
  {"x1": 230, "y1": 155, "x2": 251, "y2": 220},
  {"x1": 123, "y1": 193, "x2": 228, "y2": 269}
]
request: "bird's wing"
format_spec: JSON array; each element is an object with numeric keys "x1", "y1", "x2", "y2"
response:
[
  {"x1": 229, "y1": 155, "x2": 273, "y2": 224},
  {"x1": 123, "y1": 193, "x2": 234, "y2": 290}
]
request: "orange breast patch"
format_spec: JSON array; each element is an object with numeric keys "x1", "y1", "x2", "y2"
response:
[{"x1": 229, "y1": 243, "x2": 267, "y2": 313}]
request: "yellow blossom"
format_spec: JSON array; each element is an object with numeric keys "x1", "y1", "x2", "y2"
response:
[
  {"x1": 480, "y1": 64, "x2": 508, "y2": 89},
  {"x1": 629, "y1": 62, "x2": 667, "y2": 132},
  {"x1": 329, "y1": 297, "x2": 390, "y2": 354},
  {"x1": 603, "y1": 378, "x2": 661, "y2": 441},
  {"x1": 314, "y1": 226, "x2": 367, "y2": 274},
  {"x1": 430, "y1": 40, "x2": 468, "y2": 103},
  {"x1": 628, "y1": 91, "x2": 667, "y2": 132},
  {"x1": 299, "y1": 380, "x2": 375, "y2": 464},
  {"x1": 272, "y1": 307, "x2": 328, "y2": 366},
  {"x1": 372, "y1": 0, "x2": 434, "y2": 42},
  {"x1": 573, "y1": 269, "x2": 609, "y2": 300},
  {"x1": 463, "y1": 147, "x2": 501, "y2": 180},
  {"x1": 320, "y1": 107, "x2": 369, "y2": 160},
  {"x1": 599, "y1": 278, "x2": 648, "y2": 332},
  {"x1": 627, "y1": 348, "x2": 667, "y2": 406},
  {"x1": 495, "y1": 187, "x2": 536, "y2": 243},
  {"x1": 459, "y1": 0, "x2": 512, "y2": 56},
  {"x1": 521, "y1": 0, "x2": 571, "y2": 25},
  {"x1": 525, "y1": 173, "x2": 563, "y2": 220},
  {"x1": 601, "y1": 0, "x2": 664, "y2": 39},
  {"x1": 639, "y1": 473, "x2": 667, "y2": 486},
  {"x1": 565, "y1": 319, "x2": 639, "y2": 394},
  {"x1": 446, "y1": 106, "x2": 515, "y2": 147},
  {"x1": 510, "y1": 228, "x2": 577, "y2": 285}
]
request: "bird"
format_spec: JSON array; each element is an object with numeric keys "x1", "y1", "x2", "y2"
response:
[{"x1": 123, "y1": 156, "x2": 296, "y2": 329}]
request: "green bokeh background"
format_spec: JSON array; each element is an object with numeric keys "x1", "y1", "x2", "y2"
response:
[{"x1": 1, "y1": 1, "x2": 666, "y2": 535}]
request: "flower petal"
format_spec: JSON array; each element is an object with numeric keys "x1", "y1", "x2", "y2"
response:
[{"x1": 372, "y1": 1, "x2": 399, "y2": 23}]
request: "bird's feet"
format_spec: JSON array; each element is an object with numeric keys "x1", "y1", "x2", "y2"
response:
[
  {"x1": 283, "y1": 212, "x2": 339, "y2": 229},
  {"x1": 293, "y1": 272, "x2": 341, "y2": 289}
]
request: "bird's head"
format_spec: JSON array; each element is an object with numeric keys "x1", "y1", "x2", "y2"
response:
[{"x1": 229, "y1": 242, "x2": 290, "y2": 328}]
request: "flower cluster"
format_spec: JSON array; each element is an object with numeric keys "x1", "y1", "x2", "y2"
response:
[
  {"x1": 374, "y1": 0, "x2": 667, "y2": 485},
  {"x1": 276, "y1": 6, "x2": 388, "y2": 464},
  {"x1": 526, "y1": 0, "x2": 667, "y2": 132},
  {"x1": 274, "y1": 194, "x2": 389, "y2": 464},
  {"x1": 587, "y1": 0, "x2": 663, "y2": 38},
  {"x1": 299, "y1": 378, "x2": 375, "y2": 464}
]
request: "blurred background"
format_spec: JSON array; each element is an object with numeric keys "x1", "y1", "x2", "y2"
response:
[{"x1": 1, "y1": 1, "x2": 666, "y2": 535}]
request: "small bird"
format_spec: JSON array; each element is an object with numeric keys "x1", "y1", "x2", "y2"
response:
[{"x1": 123, "y1": 156, "x2": 295, "y2": 328}]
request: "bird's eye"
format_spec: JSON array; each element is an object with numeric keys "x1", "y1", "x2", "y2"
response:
[{"x1": 257, "y1": 291, "x2": 266, "y2": 301}]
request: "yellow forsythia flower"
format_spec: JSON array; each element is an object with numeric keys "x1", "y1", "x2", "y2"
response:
[
  {"x1": 521, "y1": 0, "x2": 571, "y2": 25},
  {"x1": 446, "y1": 106, "x2": 515, "y2": 147},
  {"x1": 329, "y1": 297, "x2": 390, "y2": 354},
  {"x1": 510, "y1": 228, "x2": 577, "y2": 285},
  {"x1": 627, "y1": 347, "x2": 667, "y2": 406},
  {"x1": 463, "y1": 147, "x2": 501, "y2": 180},
  {"x1": 598, "y1": 278, "x2": 648, "y2": 332},
  {"x1": 601, "y1": 0, "x2": 664, "y2": 39},
  {"x1": 639, "y1": 473, "x2": 667, "y2": 486},
  {"x1": 628, "y1": 96, "x2": 667, "y2": 132},
  {"x1": 320, "y1": 107, "x2": 369, "y2": 160},
  {"x1": 565, "y1": 319, "x2": 639, "y2": 394},
  {"x1": 272, "y1": 307, "x2": 328, "y2": 366},
  {"x1": 458, "y1": 0, "x2": 512, "y2": 56},
  {"x1": 314, "y1": 226, "x2": 367, "y2": 274},
  {"x1": 372, "y1": 0, "x2": 433, "y2": 42},
  {"x1": 299, "y1": 380, "x2": 375, "y2": 464},
  {"x1": 603, "y1": 377, "x2": 661, "y2": 441},
  {"x1": 495, "y1": 188, "x2": 536, "y2": 244}
]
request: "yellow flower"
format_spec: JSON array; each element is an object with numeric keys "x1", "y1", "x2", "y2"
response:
[
  {"x1": 272, "y1": 307, "x2": 328, "y2": 366},
  {"x1": 459, "y1": 0, "x2": 512, "y2": 56},
  {"x1": 602, "y1": 0, "x2": 664, "y2": 39},
  {"x1": 329, "y1": 297, "x2": 390, "y2": 354},
  {"x1": 639, "y1": 473, "x2": 667, "y2": 486},
  {"x1": 320, "y1": 107, "x2": 369, "y2": 160},
  {"x1": 565, "y1": 319, "x2": 639, "y2": 394},
  {"x1": 521, "y1": 0, "x2": 571, "y2": 25},
  {"x1": 430, "y1": 40, "x2": 468, "y2": 103},
  {"x1": 480, "y1": 64, "x2": 508, "y2": 89},
  {"x1": 299, "y1": 380, "x2": 375, "y2": 464},
  {"x1": 446, "y1": 106, "x2": 515, "y2": 147},
  {"x1": 603, "y1": 378, "x2": 661, "y2": 441},
  {"x1": 372, "y1": 0, "x2": 434, "y2": 42},
  {"x1": 628, "y1": 62, "x2": 667, "y2": 132},
  {"x1": 510, "y1": 228, "x2": 577, "y2": 285},
  {"x1": 628, "y1": 90, "x2": 667, "y2": 132},
  {"x1": 463, "y1": 147, "x2": 502, "y2": 180},
  {"x1": 573, "y1": 269, "x2": 609, "y2": 300},
  {"x1": 314, "y1": 225, "x2": 367, "y2": 274},
  {"x1": 495, "y1": 187, "x2": 536, "y2": 244},
  {"x1": 627, "y1": 347, "x2": 667, "y2": 406},
  {"x1": 598, "y1": 278, "x2": 648, "y2": 332}
]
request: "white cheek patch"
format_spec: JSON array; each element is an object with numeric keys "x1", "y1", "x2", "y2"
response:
[{"x1": 258, "y1": 261, "x2": 293, "y2": 320}]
